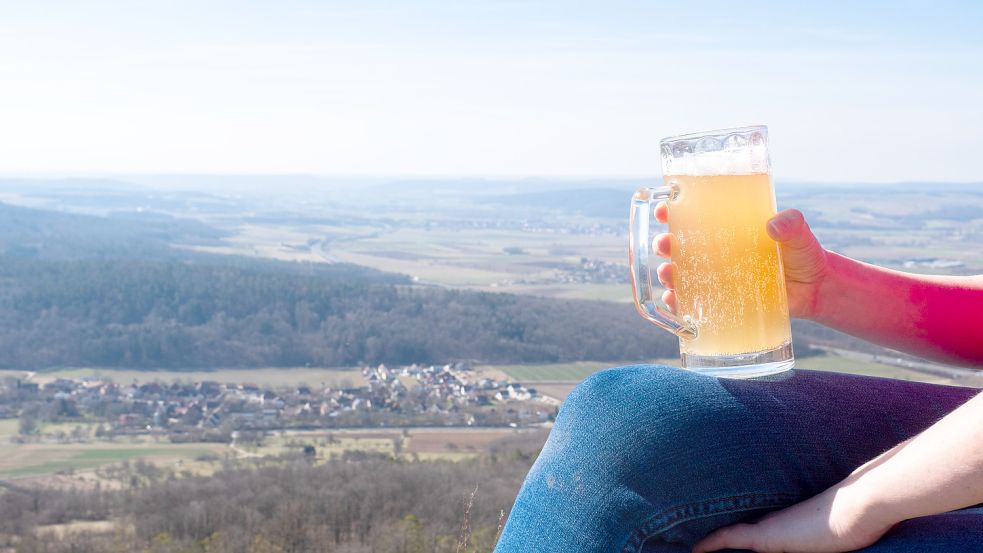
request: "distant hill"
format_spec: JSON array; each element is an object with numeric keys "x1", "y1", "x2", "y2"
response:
[
  {"x1": 488, "y1": 187, "x2": 634, "y2": 219},
  {"x1": 0, "y1": 202, "x2": 227, "y2": 260},
  {"x1": 0, "y1": 203, "x2": 679, "y2": 370}
]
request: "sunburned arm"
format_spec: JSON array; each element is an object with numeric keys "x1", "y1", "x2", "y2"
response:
[
  {"x1": 811, "y1": 252, "x2": 983, "y2": 367},
  {"x1": 655, "y1": 206, "x2": 983, "y2": 367}
]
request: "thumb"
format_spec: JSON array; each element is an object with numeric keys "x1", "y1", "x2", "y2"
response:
[
  {"x1": 766, "y1": 209, "x2": 827, "y2": 284},
  {"x1": 692, "y1": 523, "x2": 757, "y2": 553},
  {"x1": 767, "y1": 209, "x2": 813, "y2": 247}
]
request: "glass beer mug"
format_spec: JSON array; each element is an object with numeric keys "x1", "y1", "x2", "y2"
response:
[{"x1": 628, "y1": 125, "x2": 794, "y2": 378}]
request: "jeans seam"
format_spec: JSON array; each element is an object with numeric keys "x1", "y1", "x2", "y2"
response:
[{"x1": 620, "y1": 492, "x2": 797, "y2": 553}]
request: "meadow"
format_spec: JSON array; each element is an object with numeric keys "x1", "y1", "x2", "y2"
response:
[
  {"x1": 0, "y1": 417, "x2": 537, "y2": 486},
  {"x1": 186, "y1": 219, "x2": 631, "y2": 300}
]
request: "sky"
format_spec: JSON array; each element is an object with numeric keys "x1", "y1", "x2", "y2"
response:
[{"x1": 0, "y1": 0, "x2": 981, "y2": 182}]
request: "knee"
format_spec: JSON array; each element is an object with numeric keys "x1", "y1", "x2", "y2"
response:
[
  {"x1": 561, "y1": 364, "x2": 714, "y2": 427},
  {"x1": 548, "y1": 365, "x2": 732, "y2": 457}
]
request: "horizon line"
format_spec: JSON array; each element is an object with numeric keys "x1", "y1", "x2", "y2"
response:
[{"x1": 0, "y1": 172, "x2": 981, "y2": 187}]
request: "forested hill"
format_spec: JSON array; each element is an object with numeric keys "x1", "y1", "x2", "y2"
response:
[
  {"x1": 0, "y1": 255, "x2": 677, "y2": 369},
  {"x1": 0, "y1": 201, "x2": 227, "y2": 260},
  {"x1": 0, "y1": 200, "x2": 863, "y2": 371}
]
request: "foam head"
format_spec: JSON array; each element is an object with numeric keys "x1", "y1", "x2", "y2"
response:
[{"x1": 661, "y1": 126, "x2": 770, "y2": 177}]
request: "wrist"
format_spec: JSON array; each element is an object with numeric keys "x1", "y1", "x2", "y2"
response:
[
  {"x1": 837, "y1": 472, "x2": 908, "y2": 532},
  {"x1": 799, "y1": 248, "x2": 835, "y2": 322},
  {"x1": 806, "y1": 249, "x2": 854, "y2": 324}
]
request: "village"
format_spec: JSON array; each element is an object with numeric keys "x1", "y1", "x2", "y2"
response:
[
  {"x1": 496, "y1": 256, "x2": 629, "y2": 288},
  {"x1": 1, "y1": 363, "x2": 557, "y2": 443}
]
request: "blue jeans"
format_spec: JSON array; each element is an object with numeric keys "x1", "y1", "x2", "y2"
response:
[{"x1": 495, "y1": 365, "x2": 983, "y2": 552}]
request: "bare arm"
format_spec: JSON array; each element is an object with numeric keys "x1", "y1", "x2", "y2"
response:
[
  {"x1": 849, "y1": 390, "x2": 983, "y2": 526},
  {"x1": 654, "y1": 206, "x2": 983, "y2": 367},
  {"x1": 811, "y1": 251, "x2": 983, "y2": 367},
  {"x1": 694, "y1": 386, "x2": 983, "y2": 553}
]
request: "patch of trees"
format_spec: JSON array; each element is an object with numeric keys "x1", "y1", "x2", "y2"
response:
[{"x1": 0, "y1": 255, "x2": 680, "y2": 370}]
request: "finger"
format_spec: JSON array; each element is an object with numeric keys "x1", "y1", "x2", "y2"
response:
[
  {"x1": 654, "y1": 201, "x2": 668, "y2": 224},
  {"x1": 766, "y1": 209, "x2": 827, "y2": 284},
  {"x1": 767, "y1": 209, "x2": 814, "y2": 248},
  {"x1": 652, "y1": 233, "x2": 672, "y2": 258},
  {"x1": 661, "y1": 289, "x2": 677, "y2": 313},
  {"x1": 656, "y1": 262, "x2": 675, "y2": 289},
  {"x1": 692, "y1": 523, "x2": 756, "y2": 553}
]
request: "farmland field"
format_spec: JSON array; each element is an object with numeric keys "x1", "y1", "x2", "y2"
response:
[
  {"x1": 189, "y1": 220, "x2": 633, "y2": 299},
  {"x1": 171, "y1": 185, "x2": 983, "y2": 303},
  {"x1": 790, "y1": 354, "x2": 957, "y2": 383},
  {"x1": 0, "y1": 426, "x2": 544, "y2": 485},
  {"x1": 0, "y1": 440, "x2": 227, "y2": 480}
]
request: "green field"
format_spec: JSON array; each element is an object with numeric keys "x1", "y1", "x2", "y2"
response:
[
  {"x1": 0, "y1": 427, "x2": 524, "y2": 484},
  {"x1": 0, "y1": 418, "x2": 18, "y2": 442},
  {"x1": 198, "y1": 220, "x2": 635, "y2": 300},
  {"x1": 791, "y1": 354, "x2": 954, "y2": 383},
  {"x1": 236, "y1": 434, "x2": 396, "y2": 459},
  {"x1": 0, "y1": 441, "x2": 226, "y2": 480},
  {"x1": 3, "y1": 367, "x2": 366, "y2": 388}
]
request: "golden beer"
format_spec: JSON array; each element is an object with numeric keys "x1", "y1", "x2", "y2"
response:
[
  {"x1": 667, "y1": 173, "x2": 790, "y2": 357},
  {"x1": 629, "y1": 125, "x2": 794, "y2": 378}
]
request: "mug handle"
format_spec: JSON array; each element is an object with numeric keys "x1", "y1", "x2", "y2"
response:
[{"x1": 629, "y1": 185, "x2": 698, "y2": 340}]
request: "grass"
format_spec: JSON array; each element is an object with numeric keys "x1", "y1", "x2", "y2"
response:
[
  {"x1": 0, "y1": 427, "x2": 530, "y2": 484},
  {"x1": 792, "y1": 354, "x2": 953, "y2": 383},
  {"x1": 0, "y1": 418, "x2": 19, "y2": 442},
  {"x1": 38, "y1": 421, "x2": 99, "y2": 438},
  {"x1": 0, "y1": 443, "x2": 223, "y2": 479},
  {"x1": 239, "y1": 434, "x2": 396, "y2": 459}
]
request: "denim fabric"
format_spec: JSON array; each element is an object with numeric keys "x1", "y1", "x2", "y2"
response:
[{"x1": 494, "y1": 365, "x2": 983, "y2": 552}]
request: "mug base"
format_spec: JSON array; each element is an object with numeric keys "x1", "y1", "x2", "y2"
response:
[{"x1": 680, "y1": 341, "x2": 794, "y2": 379}]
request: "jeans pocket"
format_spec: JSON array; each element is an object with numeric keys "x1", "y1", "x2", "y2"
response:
[{"x1": 623, "y1": 493, "x2": 796, "y2": 552}]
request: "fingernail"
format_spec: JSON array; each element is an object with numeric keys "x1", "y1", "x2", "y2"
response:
[
  {"x1": 769, "y1": 212, "x2": 794, "y2": 235},
  {"x1": 767, "y1": 218, "x2": 784, "y2": 236}
]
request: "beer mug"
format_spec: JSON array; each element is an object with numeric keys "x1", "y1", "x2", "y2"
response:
[{"x1": 628, "y1": 126, "x2": 794, "y2": 378}]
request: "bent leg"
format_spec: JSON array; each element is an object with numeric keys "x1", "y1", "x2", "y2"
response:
[{"x1": 493, "y1": 365, "x2": 979, "y2": 553}]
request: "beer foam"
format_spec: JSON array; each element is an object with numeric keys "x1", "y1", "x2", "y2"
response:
[
  {"x1": 663, "y1": 145, "x2": 770, "y2": 176},
  {"x1": 661, "y1": 126, "x2": 771, "y2": 176}
]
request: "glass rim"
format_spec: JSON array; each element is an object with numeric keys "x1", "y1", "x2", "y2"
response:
[{"x1": 660, "y1": 125, "x2": 767, "y2": 146}]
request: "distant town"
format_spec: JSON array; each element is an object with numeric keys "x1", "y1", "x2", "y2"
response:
[
  {"x1": 1, "y1": 364, "x2": 558, "y2": 444},
  {"x1": 495, "y1": 256, "x2": 629, "y2": 288}
]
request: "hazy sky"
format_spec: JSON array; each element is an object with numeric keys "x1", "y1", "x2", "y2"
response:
[{"x1": 1, "y1": 1, "x2": 981, "y2": 182}]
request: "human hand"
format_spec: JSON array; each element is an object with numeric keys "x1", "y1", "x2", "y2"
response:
[
  {"x1": 691, "y1": 482, "x2": 894, "y2": 553},
  {"x1": 653, "y1": 205, "x2": 829, "y2": 319}
]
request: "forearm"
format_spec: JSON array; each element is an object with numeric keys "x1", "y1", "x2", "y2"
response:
[
  {"x1": 841, "y1": 390, "x2": 983, "y2": 526},
  {"x1": 809, "y1": 251, "x2": 983, "y2": 367}
]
